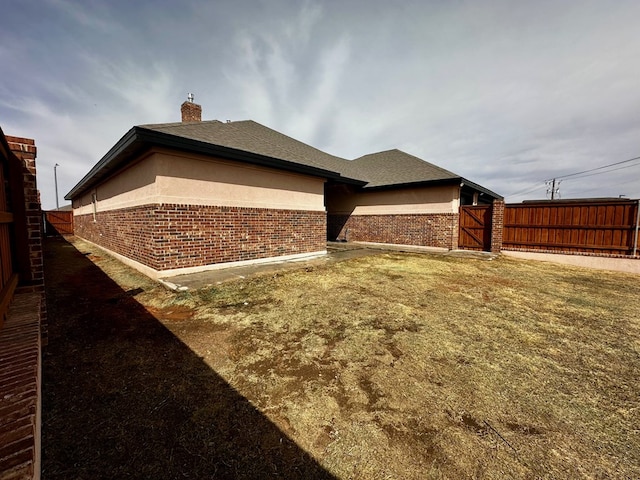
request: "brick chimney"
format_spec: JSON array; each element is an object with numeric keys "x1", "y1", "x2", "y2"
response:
[{"x1": 181, "y1": 93, "x2": 201, "y2": 122}]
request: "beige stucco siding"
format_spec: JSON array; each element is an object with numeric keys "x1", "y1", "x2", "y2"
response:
[
  {"x1": 153, "y1": 150, "x2": 325, "y2": 211},
  {"x1": 328, "y1": 184, "x2": 460, "y2": 215},
  {"x1": 73, "y1": 154, "x2": 158, "y2": 215},
  {"x1": 73, "y1": 149, "x2": 326, "y2": 214}
]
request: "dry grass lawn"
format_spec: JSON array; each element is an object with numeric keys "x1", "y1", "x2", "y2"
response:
[{"x1": 45, "y1": 237, "x2": 640, "y2": 479}]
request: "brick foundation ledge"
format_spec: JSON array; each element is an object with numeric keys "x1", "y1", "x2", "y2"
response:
[
  {"x1": 351, "y1": 241, "x2": 450, "y2": 253},
  {"x1": 75, "y1": 237, "x2": 327, "y2": 280},
  {"x1": 0, "y1": 292, "x2": 43, "y2": 480}
]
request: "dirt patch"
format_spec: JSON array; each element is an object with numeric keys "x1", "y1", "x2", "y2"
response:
[
  {"x1": 146, "y1": 304, "x2": 195, "y2": 321},
  {"x1": 506, "y1": 422, "x2": 544, "y2": 436}
]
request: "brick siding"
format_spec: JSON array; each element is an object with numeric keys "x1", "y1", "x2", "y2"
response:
[
  {"x1": 490, "y1": 200, "x2": 504, "y2": 253},
  {"x1": 74, "y1": 204, "x2": 326, "y2": 272},
  {"x1": 0, "y1": 292, "x2": 43, "y2": 480},
  {"x1": 5, "y1": 137, "x2": 45, "y2": 293},
  {"x1": 0, "y1": 134, "x2": 45, "y2": 480},
  {"x1": 328, "y1": 213, "x2": 460, "y2": 250}
]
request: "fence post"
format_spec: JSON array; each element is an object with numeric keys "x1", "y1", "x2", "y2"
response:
[{"x1": 634, "y1": 199, "x2": 640, "y2": 257}]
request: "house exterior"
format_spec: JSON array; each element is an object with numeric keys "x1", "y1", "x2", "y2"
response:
[{"x1": 66, "y1": 98, "x2": 502, "y2": 279}]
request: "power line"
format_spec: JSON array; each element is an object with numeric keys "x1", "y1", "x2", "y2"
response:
[
  {"x1": 504, "y1": 182, "x2": 546, "y2": 198},
  {"x1": 506, "y1": 154, "x2": 640, "y2": 199},
  {"x1": 550, "y1": 155, "x2": 640, "y2": 181},
  {"x1": 558, "y1": 160, "x2": 640, "y2": 181}
]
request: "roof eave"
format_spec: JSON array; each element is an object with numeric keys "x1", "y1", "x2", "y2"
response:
[
  {"x1": 65, "y1": 127, "x2": 141, "y2": 200},
  {"x1": 361, "y1": 177, "x2": 503, "y2": 199},
  {"x1": 460, "y1": 178, "x2": 503, "y2": 200},
  {"x1": 361, "y1": 177, "x2": 462, "y2": 191}
]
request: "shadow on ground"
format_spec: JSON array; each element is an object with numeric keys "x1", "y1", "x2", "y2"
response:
[{"x1": 42, "y1": 237, "x2": 336, "y2": 479}]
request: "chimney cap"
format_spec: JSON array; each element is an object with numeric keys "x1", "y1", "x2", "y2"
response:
[{"x1": 187, "y1": 92, "x2": 194, "y2": 103}]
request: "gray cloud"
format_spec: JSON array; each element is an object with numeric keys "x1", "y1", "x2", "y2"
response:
[{"x1": 1, "y1": 0, "x2": 639, "y2": 208}]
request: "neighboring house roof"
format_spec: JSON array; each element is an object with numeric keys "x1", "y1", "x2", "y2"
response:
[{"x1": 66, "y1": 119, "x2": 502, "y2": 200}]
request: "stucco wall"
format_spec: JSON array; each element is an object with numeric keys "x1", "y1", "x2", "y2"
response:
[
  {"x1": 327, "y1": 184, "x2": 460, "y2": 215},
  {"x1": 154, "y1": 150, "x2": 325, "y2": 211},
  {"x1": 73, "y1": 149, "x2": 325, "y2": 215}
]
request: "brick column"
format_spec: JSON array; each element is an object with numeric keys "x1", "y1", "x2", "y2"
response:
[
  {"x1": 6, "y1": 136, "x2": 44, "y2": 291},
  {"x1": 451, "y1": 212, "x2": 460, "y2": 250},
  {"x1": 490, "y1": 199, "x2": 504, "y2": 253}
]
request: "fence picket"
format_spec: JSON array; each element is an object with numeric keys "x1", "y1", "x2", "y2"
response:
[{"x1": 503, "y1": 200, "x2": 639, "y2": 256}]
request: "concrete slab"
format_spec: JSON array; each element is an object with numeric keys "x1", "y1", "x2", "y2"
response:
[
  {"x1": 163, "y1": 242, "x2": 500, "y2": 290},
  {"x1": 163, "y1": 244, "x2": 382, "y2": 290}
]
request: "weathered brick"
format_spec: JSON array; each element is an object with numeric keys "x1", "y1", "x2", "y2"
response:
[
  {"x1": 328, "y1": 213, "x2": 460, "y2": 249},
  {"x1": 74, "y1": 204, "x2": 326, "y2": 272}
]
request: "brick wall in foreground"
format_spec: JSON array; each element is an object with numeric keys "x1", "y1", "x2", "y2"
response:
[
  {"x1": 5, "y1": 136, "x2": 44, "y2": 291},
  {"x1": 74, "y1": 204, "x2": 327, "y2": 272},
  {"x1": 0, "y1": 292, "x2": 43, "y2": 480},
  {"x1": 328, "y1": 213, "x2": 460, "y2": 250}
]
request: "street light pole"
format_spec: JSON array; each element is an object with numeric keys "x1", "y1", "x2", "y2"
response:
[{"x1": 54, "y1": 163, "x2": 60, "y2": 210}]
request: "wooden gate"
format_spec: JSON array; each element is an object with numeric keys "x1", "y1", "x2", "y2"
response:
[
  {"x1": 459, "y1": 205, "x2": 492, "y2": 251},
  {"x1": 45, "y1": 210, "x2": 74, "y2": 235},
  {"x1": 0, "y1": 144, "x2": 18, "y2": 327}
]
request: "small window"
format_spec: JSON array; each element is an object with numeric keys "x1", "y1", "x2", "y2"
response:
[{"x1": 92, "y1": 192, "x2": 97, "y2": 221}]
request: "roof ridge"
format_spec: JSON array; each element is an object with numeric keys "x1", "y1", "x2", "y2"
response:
[
  {"x1": 138, "y1": 119, "x2": 224, "y2": 128},
  {"x1": 228, "y1": 120, "x2": 350, "y2": 163},
  {"x1": 355, "y1": 148, "x2": 457, "y2": 174}
]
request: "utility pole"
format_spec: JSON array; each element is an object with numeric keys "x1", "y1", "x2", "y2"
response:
[
  {"x1": 546, "y1": 178, "x2": 561, "y2": 200},
  {"x1": 54, "y1": 163, "x2": 60, "y2": 210}
]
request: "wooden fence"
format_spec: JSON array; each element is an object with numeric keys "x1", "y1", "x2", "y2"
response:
[
  {"x1": 45, "y1": 210, "x2": 74, "y2": 235},
  {"x1": 503, "y1": 200, "x2": 640, "y2": 256}
]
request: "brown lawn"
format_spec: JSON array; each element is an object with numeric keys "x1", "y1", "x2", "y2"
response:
[{"x1": 43, "y1": 236, "x2": 640, "y2": 479}]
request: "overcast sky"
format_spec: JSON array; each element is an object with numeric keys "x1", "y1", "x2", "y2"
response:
[{"x1": 2, "y1": 0, "x2": 640, "y2": 209}]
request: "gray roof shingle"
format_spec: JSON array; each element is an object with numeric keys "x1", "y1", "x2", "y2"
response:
[
  {"x1": 140, "y1": 120, "x2": 464, "y2": 189},
  {"x1": 139, "y1": 120, "x2": 351, "y2": 175},
  {"x1": 68, "y1": 118, "x2": 501, "y2": 199},
  {"x1": 349, "y1": 149, "x2": 459, "y2": 188}
]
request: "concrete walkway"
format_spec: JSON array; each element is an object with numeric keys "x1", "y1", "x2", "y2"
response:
[
  {"x1": 161, "y1": 243, "x2": 380, "y2": 290},
  {"x1": 161, "y1": 242, "x2": 639, "y2": 291},
  {"x1": 503, "y1": 250, "x2": 640, "y2": 275},
  {"x1": 161, "y1": 242, "x2": 498, "y2": 290}
]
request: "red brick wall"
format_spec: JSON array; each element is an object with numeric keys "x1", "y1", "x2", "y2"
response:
[
  {"x1": 5, "y1": 136, "x2": 44, "y2": 292},
  {"x1": 74, "y1": 204, "x2": 159, "y2": 268},
  {"x1": 328, "y1": 213, "x2": 460, "y2": 249},
  {"x1": 490, "y1": 200, "x2": 504, "y2": 253},
  {"x1": 1, "y1": 134, "x2": 45, "y2": 480},
  {"x1": 75, "y1": 204, "x2": 326, "y2": 272}
]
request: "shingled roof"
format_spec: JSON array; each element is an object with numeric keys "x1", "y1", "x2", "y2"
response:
[
  {"x1": 139, "y1": 120, "x2": 350, "y2": 175},
  {"x1": 348, "y1": 149, "x2": 459, "y2": 188},
  {"x1": 67, "y1": 118, "x2": 501, "y2": 199}
]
